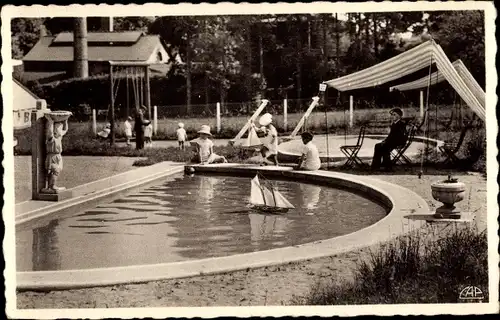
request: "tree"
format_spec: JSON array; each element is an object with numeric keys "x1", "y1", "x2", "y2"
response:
[
  {"x1": 11, "y1": 18, "x2": 45, "y2": 59},
  {"x1": 425, "y1": 10, "x2": 485, "y2": 88}
]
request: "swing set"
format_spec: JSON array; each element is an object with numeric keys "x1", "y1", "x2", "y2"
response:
[{"x1": 108, "y1": 61, "x2": 152, "y2": 145}]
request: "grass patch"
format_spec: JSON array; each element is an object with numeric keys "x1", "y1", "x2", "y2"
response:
[{"x1": 293, "y1": 226, "x2": 488, "y2": 304}]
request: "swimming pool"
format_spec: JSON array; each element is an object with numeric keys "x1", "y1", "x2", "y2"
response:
[{"x1": 16, "y1": 173, "x2": 388, "y2": 272}]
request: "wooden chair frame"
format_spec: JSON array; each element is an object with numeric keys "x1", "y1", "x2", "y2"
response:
[
  {"x1": 439, "y1": 125, "x2": 469, "y2": 165},
  {"x1": 391, "y1": 124, "x2": 416, "y2": 165},
  {"x1": 340, "y1": 126, "x2": 367, "y2": 168}
]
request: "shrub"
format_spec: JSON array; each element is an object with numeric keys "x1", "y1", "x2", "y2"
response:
[{"x1": 295, "y1": 226, "x2": 488, "y2": 305}]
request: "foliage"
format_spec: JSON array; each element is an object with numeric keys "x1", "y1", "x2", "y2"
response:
[
  {"x1": 11, "y1": 18, "x2": 45, "y2": 59},
  {"x1": 294, "y1": 226, "x2": 488, "y2": 304}
]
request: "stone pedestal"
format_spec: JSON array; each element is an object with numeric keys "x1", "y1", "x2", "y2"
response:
[{"x1": 31, "y1": 107, "x2": 73, "y2": 202}]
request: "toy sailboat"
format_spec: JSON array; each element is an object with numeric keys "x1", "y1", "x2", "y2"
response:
[
  {"x1": 249, "y1": 175, "x2": 295, "y2": 213},
  {"x1": 241, "y1": 126, "x2": 263, "y2": 149}
]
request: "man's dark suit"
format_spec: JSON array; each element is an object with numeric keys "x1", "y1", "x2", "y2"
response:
[
  {"x1": 371, "y1": 120, "x2": 408, "y2": 169},
  {"x1": 134, "y1": 111, "x2": 147, "y2": 150}
]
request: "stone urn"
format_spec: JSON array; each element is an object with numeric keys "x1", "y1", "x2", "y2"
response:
[{"x1": 431, "y1": 175, "x2": 466, "y2": 219}]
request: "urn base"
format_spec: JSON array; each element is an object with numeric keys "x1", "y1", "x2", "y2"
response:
[
  {"x1": 434, "y1": 204, "x2": 462, "y2": 219},
  {"x1": 38, "y1": 189, "x2": 73, "y2": 202}
]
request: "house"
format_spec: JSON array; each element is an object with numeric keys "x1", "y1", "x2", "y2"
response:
[
  {"x1": 12, "y1": 77, "x2": 42, "y2": 129},
  {"x1": 20, "y1": 31, "x2": 173, "y2": 84}
]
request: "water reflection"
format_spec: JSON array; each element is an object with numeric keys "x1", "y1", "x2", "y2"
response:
[
  {"x1": 248, "y1": 213, "x2": 290, "y2": 244},
  {"x1": 299, "y1": 183, "x2": 322, "y2": 210},
  {"x1": 32, "y1": 220, "x2": 61, "y2": 271}
]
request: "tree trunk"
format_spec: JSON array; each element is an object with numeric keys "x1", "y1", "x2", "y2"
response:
[
  {"x1": 307, "y1": 17, "x2": 312, "y2": 50},
  {"x1": 373, "y1": 13, "x2": 378, "y2": 58},
  {"x1": 336, "y1": 13, "x2": 340, "y2": 76},
  {"x1": 204, "y1": 72, "x2": 210, "y2": 114},
  {"x1": 186, "y1": 31, "x2": 192, "y2": 115},
  {"x1": 259, "y1": 23, "x2": 264, "y2": 76},
  {"x1": 296, "y1": 17, "x2": 302, "y2": 102},
  {"x1": 322, "y1": 14, "x2": 328, "y2": 80}
]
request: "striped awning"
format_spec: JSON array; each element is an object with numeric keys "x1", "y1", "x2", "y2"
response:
[
  {"x1": 389, "y1": 59, "x2": 485, "y2": 109},
  {"x1": 324, "y1": 40, "x2": 485, "y2": 121}
]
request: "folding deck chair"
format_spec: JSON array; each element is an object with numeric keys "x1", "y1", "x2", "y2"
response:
[
  {"x1": 439, "y1": 125, "x2": 469, "y2": 165},
  {"x1": 340, "y1": 126, "x2": 367, "y2": 168},
  {"x1": 391, "y1": 124, "x2": 416, "y2": 165}
]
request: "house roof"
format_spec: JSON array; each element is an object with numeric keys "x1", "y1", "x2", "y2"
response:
[
  {"x1": 23, "y1": 32, "x2": 163, "y2": 62},
  {"x1": 13, "y1": 77, "x2": 40, "y2": 100}
]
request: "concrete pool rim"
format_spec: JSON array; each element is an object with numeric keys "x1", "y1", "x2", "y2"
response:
[{"x1": 16, "y1": 164, "x2": 429, "y2": 291}]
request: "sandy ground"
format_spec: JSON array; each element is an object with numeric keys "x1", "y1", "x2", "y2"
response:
[
  {"x1": 16, "y1": 168, "x2": 487, "y2": 308},
  {"x1": 14, "y1": 156, "x2": 141, "y2": 203}
]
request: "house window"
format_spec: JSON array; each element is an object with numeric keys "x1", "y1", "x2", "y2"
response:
[
  {"x1": 17, "y1": 112, "x2": 21, "y2": 119},
  {"x1": 24, "y1": 112, "x2": 30, "y2": 123},
  {"x1": 156, "y1": 51, "x2": 163, "y2": 62}
]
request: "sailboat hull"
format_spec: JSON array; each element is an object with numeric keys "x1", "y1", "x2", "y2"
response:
[{"x1": 251, "y1": 205, "x2": 289, "y2": 214}]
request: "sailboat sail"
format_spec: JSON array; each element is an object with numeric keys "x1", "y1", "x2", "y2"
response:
[
  {"x1": 242, "y1": 126, "x2": 262, "y2": 148},
  {"x1": 272, "y1": 188, "x2": 295, "y2": 209},
  {"x1": 249, "y1": 174, "x2": 295, "y2": 210},
  {"x1": 250, "y1": 175, "x2": 266, "y2": 206}
]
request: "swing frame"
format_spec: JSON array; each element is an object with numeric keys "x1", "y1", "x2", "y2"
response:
[{"x1": 109, "y1": 61, "x2": 152, "y2": 145}]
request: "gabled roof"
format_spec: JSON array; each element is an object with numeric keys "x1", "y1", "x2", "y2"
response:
[
  {"x1": 13, "y1": 78, "x2": 40, "y2": 100},
  {"x1": 324, "y1": 40, "x2": 485, "y2": 121},
  {"x1": 23, "y1": 32, "x2": 163, "y2": 62}
]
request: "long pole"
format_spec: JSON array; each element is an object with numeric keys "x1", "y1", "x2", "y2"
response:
[
  {"x1": 73, "y1": 17, "x2": 88, "y2": 78},
  {"x1": 109, "y1": 64, "x2": 115, "y2": 145},
  {"x1": 283, "y1": 98, "x2": 288, "y2": 132},
  {"x1": 145, "y1": 66, "x2": 151, "y2": 121}
]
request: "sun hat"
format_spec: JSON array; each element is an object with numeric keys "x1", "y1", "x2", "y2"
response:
[
  {"x1": 178, "y1": 122, "x2": 184, "y2": 128},
  {"x1": 259, "y1": 113, "x2": 273, "y2": 126},
  {"x1": 198, "y1": 125, "x2": 212, "y2": 136}
]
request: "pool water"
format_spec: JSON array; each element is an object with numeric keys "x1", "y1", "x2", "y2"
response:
[{"x1": 16, "y1": 174, "x2": 388, "y2": 271}]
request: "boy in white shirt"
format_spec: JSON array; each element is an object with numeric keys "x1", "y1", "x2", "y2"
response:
[
  {"x1": 123, "y1": 116, "x2": 133, "y2": 146},
  {"x1": 176, "y1": 122, "x2": 187, "y2": 150},
  {"x1": 296, "y1": 132, "x2": 321, "y2": 171},
  {"x1": 192, "y1": 125, "x2": 227, "y2": 164}
]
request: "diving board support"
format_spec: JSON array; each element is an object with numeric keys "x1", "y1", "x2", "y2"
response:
[
  {"x1": 289, "y1": 96, "x2": 320, "y2": 138},
  {"x1": 349, "y1": 95, "x2": 354, "y2": 128},
  {"x1": 230, "y1": 99, "x2": 269, "y2": 145}
]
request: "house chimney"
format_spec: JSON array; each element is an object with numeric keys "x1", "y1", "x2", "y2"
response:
[
  {"x1": 39, "y1": 25, "x2": 47, "y2": 37},
  {"x1": 74, "y1": 17, "x2": 89, "y2": 78}
]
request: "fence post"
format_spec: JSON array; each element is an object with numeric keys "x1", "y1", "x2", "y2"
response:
[
  {"x1": 92, "y1": 109, "x2": 97, "y2": 135},
  {"x1": 153, "y1": 105, "x2": 158, "y2": 136},
  {"x1": 283, "y1": 98, "x2": 288, "y2": 132},
  {"x1": 349, "y1": 95, "x2": 354, "y2": 128},
  {"x1": 216, "y1": 102, "x2": 221, "y2": 134},
  {"x1": 419, "y1": 90, "x2": 424, "y2": 118}
]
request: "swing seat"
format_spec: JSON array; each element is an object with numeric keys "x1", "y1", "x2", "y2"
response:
[
  {"x1": 340, "y1": 126, "x2": 367, "y2": 168},
  {"x1": 391, "y1": 124, "x2": 416, "y2": 165}
]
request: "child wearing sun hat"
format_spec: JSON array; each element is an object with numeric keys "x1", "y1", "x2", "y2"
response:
[
  {"x1": 252, "y1": 112, "x2": 279, "y2": 166},
  {"x1": 192, "y1": 125, "x2": 227, "y2": 164}
]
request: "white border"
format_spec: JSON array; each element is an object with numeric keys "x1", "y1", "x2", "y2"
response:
[{"x1": 2, "y1": 1, "x2": 498, "y2": 317}]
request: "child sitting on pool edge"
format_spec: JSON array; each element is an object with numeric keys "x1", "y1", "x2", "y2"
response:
[
  {"x1": 251, "y1": 112, "x2": 279, "y2": 166},
  {"x1": 192, "y1": 125, "x2": 228, "y2": 164},
  {"x1": 296, "y1": 131, "x2": 321, "y2": 171}
]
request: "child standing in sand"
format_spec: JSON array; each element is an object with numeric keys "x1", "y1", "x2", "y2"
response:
[
  {"x1": 176, "y1": 122, "x2": 187, "y2": 150},
  {"x1": 252, "y1": 112, "x2": 279, "y2": 166},
  {"x1": 192, "y1": 125, "x2": 227, "y2": 164},
  {"x1": 123, "y1": 116, "x2": 133, "y2": 146},
  {"x1": 144, "y1": 121, "x2": 153, "y2": 148}
]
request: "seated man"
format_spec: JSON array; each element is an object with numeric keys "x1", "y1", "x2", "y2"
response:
[{"x1": 371, "y1": 108, "x2": 407, "y2": 171}]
